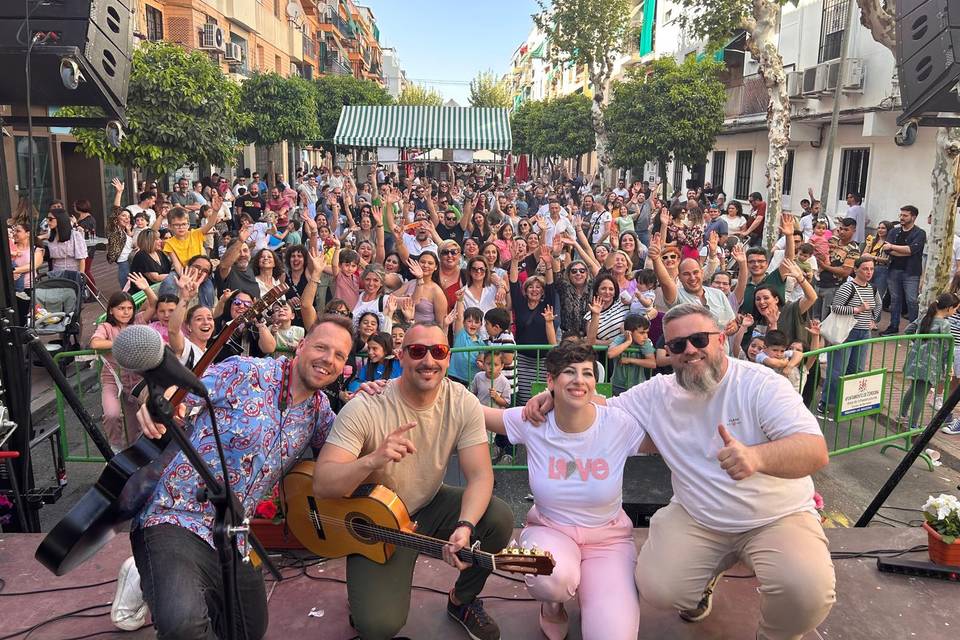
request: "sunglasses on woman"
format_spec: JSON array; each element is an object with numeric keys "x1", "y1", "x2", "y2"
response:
[
  {"x1": 440, "y1": 248, "x2": 460, "y2": 256},
  {"x1": 664, "y1": 331, "x2": 721, "y2": 355},
  {"x1": 403, "y1": 343, "x2": 450, "y2": 360},
  {"x1": 232, "y1": 299, "x2": 253, "y2": 308}
]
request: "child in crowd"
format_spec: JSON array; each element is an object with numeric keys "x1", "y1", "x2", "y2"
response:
[
  {"x1": 344, "y1": 332, "x2": 401, "y2": 399},
  {"x1": 267, "y1": 302, "x2": 305, "y2": 356},
  {"x1": 469, "y1": 351, "x2": 511, "y2": 410},
  {"x1": 484, "y1": 307, "x2": 516, "y2": 392},
  {"x1": 218, "y1": 231, "x2": 234, "y2": 258},
  {"x1": 810, "y1": 221, "x2": 830, "y2": 267},
  {"x1": 446, "y1": 298, "x2": 485, "y2": 384},
  {"x1": 284, "y1": 220, "x2": 302, "y2": 246},
  {"x1": 141, "y1": 293, "x2": 178, "y2": 343},
  {"x1": 753, "y1": 329, "x2": 804, "y2": 391},
  {"x1": 351, "y1": 311, "x2": 381, "y2": 370},
  {"x1": 630, "y1": 269, "x2": 658, "y2": 317},
  {"x1": 745, "y1": 335, "x2": 766, "y2": 362},
  {"x1": 899, "y1": 293, "x2": 960, "y2": 427},
  {"x1": 609, "y1": 314, "x2": 657, "y2": 395},
  {"x1": 786, "y1": 243, "x2": 817, "y2": 304},
  {"x1": 391, "y1": 323, "x2": 407, "y2": 357},
  {"x1": 329, "y1": 244, "x2": 361, "y2": 309},
  {"x1": 89, "y1": 275, "x2": 157, "y2": 451}
]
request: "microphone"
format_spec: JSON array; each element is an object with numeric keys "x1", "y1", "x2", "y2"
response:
[{"x1": 112, "y1": 325, "x2": 208, "y2": 397}]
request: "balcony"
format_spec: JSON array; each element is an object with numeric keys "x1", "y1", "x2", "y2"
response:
[
  {"x1": 724, "y1": 75, "x2": 767, "y2": 119},
  {"x1": 303, "y1": 37, "x2": 317, "y2": 61},
  {"x1": 323, "y1": 54, "x2": 352, "y2": 76},
  {"x1": 321, "y1": 12, "x2": 353, "y2": 40}
]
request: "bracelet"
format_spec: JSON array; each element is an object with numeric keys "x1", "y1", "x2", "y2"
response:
[{"x1": 455, "y1": 520, "x2": 476, "y2": 537}]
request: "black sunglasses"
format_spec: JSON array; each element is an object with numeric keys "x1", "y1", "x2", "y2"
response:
[
  {"x1": 665, "y1": 332, "x2": 721, "y2": 355},
  {"x1": 440, "y1": 248, "x2": 460, "y2": 256},
  {"x1": 404, "y1": 343, "x2": 450, "y2": 360}
]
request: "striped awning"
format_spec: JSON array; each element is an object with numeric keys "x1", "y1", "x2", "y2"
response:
[{"x1": 334, "y1": 106, "x2": 512, "y2": 151}]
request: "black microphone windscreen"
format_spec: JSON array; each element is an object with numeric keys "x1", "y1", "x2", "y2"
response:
[{"x1": 113, "y1": 325, "x2": 165, "y2": 372}]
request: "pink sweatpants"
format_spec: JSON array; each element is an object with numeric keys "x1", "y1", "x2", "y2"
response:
[
  {"x1": 520, "y1": 507, "x2": 639, "y2": 640},
  {"x1": 100, "y1": 376, "x2": 141, "y2": 449}
]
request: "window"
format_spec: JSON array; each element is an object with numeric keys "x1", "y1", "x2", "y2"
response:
[
  {"x1": 256, "y1": 45, "x2": 264, "y2": 70},
  {"x1": 782, "y1": 149, "x2": 795, "y2": 196},
  {"x1": 275, "y1": 55, "x2": 282, "y2": 74},
  {"x1": 711, "y1": 150, "x2": 725, "y2": 192},
  {"x1": 673, "y1": 161, "x2": 683, "y2": 192},
  {"x1": 145, "y1": 5, "x2": 163, "y2": 42},
  {"x1": 818, "y1": 0, "x2": 849, "y2": 63},
  {"x1": 838, "y1": 148, "x2": 869, "y2": 200},
  {"x1": 734, "y1": 150, "x2": 752, "y2": 200}
]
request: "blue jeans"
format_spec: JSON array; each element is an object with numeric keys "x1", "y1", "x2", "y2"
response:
[
  {"x1": 159, "y1": 272, "x2": 215, "y2": 308},
  {"x1": 116, "y1": 259, "x2": 131, "y2": 288},
  {"x1": 887, "y1": 270, "x2": 920, "y2": 329},
  {"x1": 871, "y1": 265, "x2": 889, "y2": 305},
  {"x1": 131, "y1": 524, "x2": 268, "y2": 640},
  {"x1": 821, "y1": 327, "x2": 871, "y2": 408}
]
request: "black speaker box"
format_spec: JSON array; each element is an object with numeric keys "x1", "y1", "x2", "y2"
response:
[
  {"x1": 0, "y1": 1, "x2": 133, "y2": 113},
  {"x1": 897, "y1": 0, "x2": 960, "y2": 122}
]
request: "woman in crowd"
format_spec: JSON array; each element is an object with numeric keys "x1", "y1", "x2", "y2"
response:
[
  {"x1": 167, "y1": 269, "x2": 215, "y2": 368},
  {"x1": 284, "y1": 244, "x2": 310, "y2": 325},
  {"x1": 212, "y1": 289, "x2": 274, "y2": 361},
  {"x1": 724, "y1": 201, "x2": 749, "y2": 237},
  {"x1": 437, "y1": 239, "x2": 465, "y2": 312},
  {"x1": 611, "y1": 230, "x2": 647, "y2": 271},
  {"x1": 9, "y1": 220, "x2": 44, "y2": 322},
  {"x1": 862, "y1": 220, "x2": 893, "y2": 303},
  {"x1": 46, "y1": 206, "x2": 88, "y2": 278},
  {"x1": 352, "y1": 264, "x2": 392, "y2": 330},
  {"x1": 750, "y1": 258, "x2": 819, "y2": 348},
  {"x1": 128, "y1": 229, "x2": 171, "y2": 295},
  {"x1": 72, "y1": 199, "x2": 99, "y2": 293},
  {"x1": 509, "y1": 242, "x2": 556, "y2": 405},
  {"x1": 462, "y1": 255, "x2": 501, "y2": 323},
  {"x1": 252, "y1": 248, "x2": 284, "y2": 298},
  {"x1": 405, "y1": 251, "x2": 448, "y2": 325},
  {"x1": 482, "y1": 340, "x2": 646, "y2": 640},
  {"x1": 585, "y1": 274, "x2": 631, "y2": 345},
  {"x1": 677, "y1": 205, "x2": 705, "y2": 262},
  {"x1": 552, "y1": 245, "x2": 601, "y2": 338},
  {"x1": 481, "y1": 241, "x2": 509, "y2": 280}
]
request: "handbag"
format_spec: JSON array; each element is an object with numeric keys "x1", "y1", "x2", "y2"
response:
[{"x1": 820, "y1": 286, "x2": 867, "y2": 344}]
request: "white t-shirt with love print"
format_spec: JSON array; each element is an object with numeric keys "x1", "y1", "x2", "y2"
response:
[{"x1": 503, "y1": 404, "x2": 646, "y2": 527}]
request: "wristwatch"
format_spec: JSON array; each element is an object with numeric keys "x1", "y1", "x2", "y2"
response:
[{"x1": 455, "y1": 520, "x2": 476, "y2": 537}]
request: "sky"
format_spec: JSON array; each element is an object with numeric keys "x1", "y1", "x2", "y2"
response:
[{"x1": 364, "y1": 0, "x2": 538, "y2": 105}]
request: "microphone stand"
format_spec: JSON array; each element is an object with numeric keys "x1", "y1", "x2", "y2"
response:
[{"x1": 143, "y1": 382, "x2": 281, "y2": 640}]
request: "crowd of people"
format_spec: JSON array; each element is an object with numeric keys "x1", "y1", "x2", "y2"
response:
[{"x1": 8, "y1": 161, "x2": 960, "y2": 640}]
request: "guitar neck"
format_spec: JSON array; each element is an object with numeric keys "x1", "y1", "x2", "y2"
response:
[{"x1": 369, "y1": 526, "x2": 495, "y2": 571}]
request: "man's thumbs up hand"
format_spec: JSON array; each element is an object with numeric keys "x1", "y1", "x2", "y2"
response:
[{"x1": 716, "y1": 424, "x2": 760, "y2": 481}]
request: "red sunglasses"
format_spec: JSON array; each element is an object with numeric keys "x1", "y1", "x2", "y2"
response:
[{"x1": 404, "y1": 344, "x2": 450, "y2": 360}]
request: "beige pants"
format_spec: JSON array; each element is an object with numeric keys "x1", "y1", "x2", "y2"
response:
[{"x1": 636, "y1": 502, "x2": 836, "y2": 640}]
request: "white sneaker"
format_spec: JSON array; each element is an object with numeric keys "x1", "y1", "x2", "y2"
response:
[{"x1": 111, "y1": 556, "x2": 148, "y2": 631}]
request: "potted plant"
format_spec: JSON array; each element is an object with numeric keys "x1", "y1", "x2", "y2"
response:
[
  {"x1": 921, "y1": 493, "x2": 960, "y2": 567},
  {"x1": 250, "y1": 485, "x2": 304, "y2": 551}
]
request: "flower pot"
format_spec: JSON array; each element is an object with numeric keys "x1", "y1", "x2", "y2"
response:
[
  {"x1": 250, "y1": 518, "x2": 305, "y2": 551},
  {"x1": 923, "y1": 522, "x2": 960, "y2": 567}
]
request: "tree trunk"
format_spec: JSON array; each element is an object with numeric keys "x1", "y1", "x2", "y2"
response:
[
  {"x1": 856, "y1": 0, "x2": 959, "y2": 308},
  {"x1": 589, "y1": 72, "x2": 613, "y2": 190},
  {"x1": 746, "y1": 0, "x2": 791, "y2": 252},
  {"x1": 658, "y1": 155, "x2": 669, "y2": 202},
  {"x1": 920, "y1": 127, "x2": 960, "y2": 309}
]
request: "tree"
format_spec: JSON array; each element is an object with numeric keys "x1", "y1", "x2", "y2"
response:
[
  {"x1": 397, "y1": 84, "x2": 444, "y2": 106},
  {"x1": 469, "y1": 70, "x2": 512, "y2": 108},
  {"x1": 534, "y1": 0, "x2": 636, "y2": 188},
  {"x1": 605, "y1": 57, "x2": 727, "y2": 191},
  {"x1": 537, "y1": 94, "x2": 596, "y2": 164},
  {"x1": 511, "y1": 100, "x2": 544, "y2": 156},
  {"x1": 676, "y1": 0, "x2": 793, "y2": 250},
  {"x1": 238, "y1": 72, "x2": 319, "y2": 185},
  {"x1": 858, "y1": 0, "x2": 959, "y2": 308},
  {"x1": 62, "y1": 41, "x2": 245, "y2": 177},
  {"x1": 314, "y1": 75, "x2": 393, "y2": 143}
]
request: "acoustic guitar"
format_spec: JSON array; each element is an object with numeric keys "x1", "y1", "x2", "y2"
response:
[
  {"x1": 35, "y1": 284, "x2": 289, "y2": 576},
  {"x1": 283, "y1": 462, "x2": 555, "y2": 576}
]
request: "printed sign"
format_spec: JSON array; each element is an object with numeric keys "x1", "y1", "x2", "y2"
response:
[{"x1": 836, "y1": 369, "x2": 886, "y2": 421}]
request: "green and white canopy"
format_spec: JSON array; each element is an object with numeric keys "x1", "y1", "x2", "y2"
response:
[{"x1": 334, "y1": 106, "x2": 512, "y2": 151}]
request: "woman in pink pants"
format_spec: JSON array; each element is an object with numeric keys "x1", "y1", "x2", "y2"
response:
[{"x1": 483, "y1": 340, "x2": 649, "y2": 640}]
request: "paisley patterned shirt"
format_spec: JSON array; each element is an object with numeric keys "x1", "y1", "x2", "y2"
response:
[{"x1": 135, "y1": 356, "x2": 335, "y2": 549}]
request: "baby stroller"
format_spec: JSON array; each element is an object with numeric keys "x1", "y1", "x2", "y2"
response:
[{"x1": 32, "y1": 274, "x2": 85, "y2": 371}]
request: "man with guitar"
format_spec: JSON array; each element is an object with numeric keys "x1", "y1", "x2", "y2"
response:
[
  {"x1": 313, "y1": 322, "x2": 514, "y2": 640},
  {"x1": 119, "y1": 309, "x2": 354, "y2": 639}
]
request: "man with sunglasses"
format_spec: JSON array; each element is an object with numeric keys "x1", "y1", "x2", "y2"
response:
[
  {"x1": 523, "y1": 304, "x2": 834, "y2": 640},
  {"x1": 314, "y1": 322, "x2": 513, "y2": 640}
]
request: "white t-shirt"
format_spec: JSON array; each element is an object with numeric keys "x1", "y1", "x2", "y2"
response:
[
  {"x1": 503, "y1": 405, "x2": 647, "y2": 527},
  {"x1": 401, "y1": 233, "x2": 438, "y2": 258},
  {"x1": 608, "y1": 357, "x2": 821, "y2": 533},
  {"x1": 125, "y1": 204, "x2": 156, "y2": 227},
  {"x1": 586, "y1": 210, "x2": 612, "y2": 244},
  {"x1": 538, "y1": 215, "x2": 576, "y2": 247}
]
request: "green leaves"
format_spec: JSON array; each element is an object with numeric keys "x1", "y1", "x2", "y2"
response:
[
  {"x1": 238, "y1": 72, "x2": 320, "y2": 147},
  {"x1": 313, "y1": 75, "x2": 393, "y2": 143},
  {"x1": 511, "y1": 94, "x2": 594, "y2": 159},
  {"x1": 469, "y1": 71, "x2": 512, "y2": 108},
  {"x1": 397, "y1": 84, "x2": 444, "y2": 107},
  {"x1": 63, "y1": 41, "x2": 245, "y2": 177},
  {"x1": 533, "y1": 0, "x2": 636, "y2": 81},
  {"x1": 605, "y1": 57, "x2": 726, "y2": 172}
]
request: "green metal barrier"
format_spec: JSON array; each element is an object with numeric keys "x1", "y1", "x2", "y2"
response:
[
  {"x1": 52, "y1": 350, "x2": 117, "y2": 462},
  {"x1": 796, "y1": 333, "x2": 953, "y2": 471}
]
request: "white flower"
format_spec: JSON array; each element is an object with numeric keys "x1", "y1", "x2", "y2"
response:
[{"x1": 923, "y1": 494, "x2": 960, "y2": 522}]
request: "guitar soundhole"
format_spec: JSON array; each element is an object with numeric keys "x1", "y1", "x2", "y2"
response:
[{"x1": 345, "y1": 511, "x2": 377, "y2": 543}]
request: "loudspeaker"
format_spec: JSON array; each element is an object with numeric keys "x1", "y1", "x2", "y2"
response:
[
  {"x1": 896, "y1": 0, "x2": 960, "y2": 123},
  {"x1": 0, "y1": 1, "x2": 133, "y2": 116}
]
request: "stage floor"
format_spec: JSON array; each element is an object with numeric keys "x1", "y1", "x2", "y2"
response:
[{"x1": 1, "y1": 528, "x2": 955, "y2": 639}]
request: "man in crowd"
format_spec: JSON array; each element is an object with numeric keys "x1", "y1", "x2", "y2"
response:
[
  {"x1": 125, "y1": 189, "x2": 157, "y2": 227},
  {"x1": 399, "y1": 209, "x2": 441, "y2": 258},
  {"x1": 650, "y1": 236, "x2": 735, "y2": 333},
  {"x1": 314, "y1": 322, "x2": 513, "y2": 640},
  {"x1": 880, "y1": 205, "x2": 927, "y2": 335},
  {"x1": 235, "y1": 181, "x2": 266, "y2": 224},
  {"x1": 523, "y1": 304, "x2": 835, "y2": 640},
  {"x1": 845, "y1": 192, "x2": 867, "y2": 243},
  {"x1": 814, "y1": 218, "x2": 860, "y2": 320},
  {"x1": 216, "y1": 226, "x2": 260, "y2": 299},
  {"x1": 737, "y1": 214, "x2": 797, "y2": 316},
  {"x1": 170, "y1": 177, "x2": 202, "y2": 225}
]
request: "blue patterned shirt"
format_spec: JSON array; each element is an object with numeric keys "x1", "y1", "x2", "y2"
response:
[{"x1": 135, "y1": 356, "x2": 335, "y2": 548}]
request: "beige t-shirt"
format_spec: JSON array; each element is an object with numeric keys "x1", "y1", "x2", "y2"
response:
[{"x1": 325, "y1": 378, "x2": 488, "y2": 514}]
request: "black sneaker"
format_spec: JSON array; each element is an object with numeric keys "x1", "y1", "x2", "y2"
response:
[
  {"x1": 678, "y1": 573, "x2": 722, "y2": 623},
  {"x1": 447, "y1": 598, "x2": 500, "y2": 640},
  {"x1": 879, "y1": 327, "x2": 898, "y2": 336}
]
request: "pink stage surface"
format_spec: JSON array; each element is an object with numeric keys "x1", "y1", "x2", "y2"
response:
[{"x1": 1, "y1": 527, "x2": 956, "y2": 639}]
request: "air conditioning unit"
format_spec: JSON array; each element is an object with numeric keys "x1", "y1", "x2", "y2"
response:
[
  {"x1": 786, "y1": 71, "x2": 804, "y2": 100},
  {"x1": 224, "y1": 42, "x2": 242, "y2": 63},
  {"x1": 842, "y1": 58, "x2": 865, "y2": 93},
  {"x1": 814, "y1": 62, "x2": 830, "y2": 94},
  {"x1": 824, "y1": 60, "x2": 841, "y2": 93},
  {"x1": 200, "y1": 23, "x2": 225, "y2": 51},
  {"x1": 801, "y1": 67, "x2": 820, "y2": 96}
]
